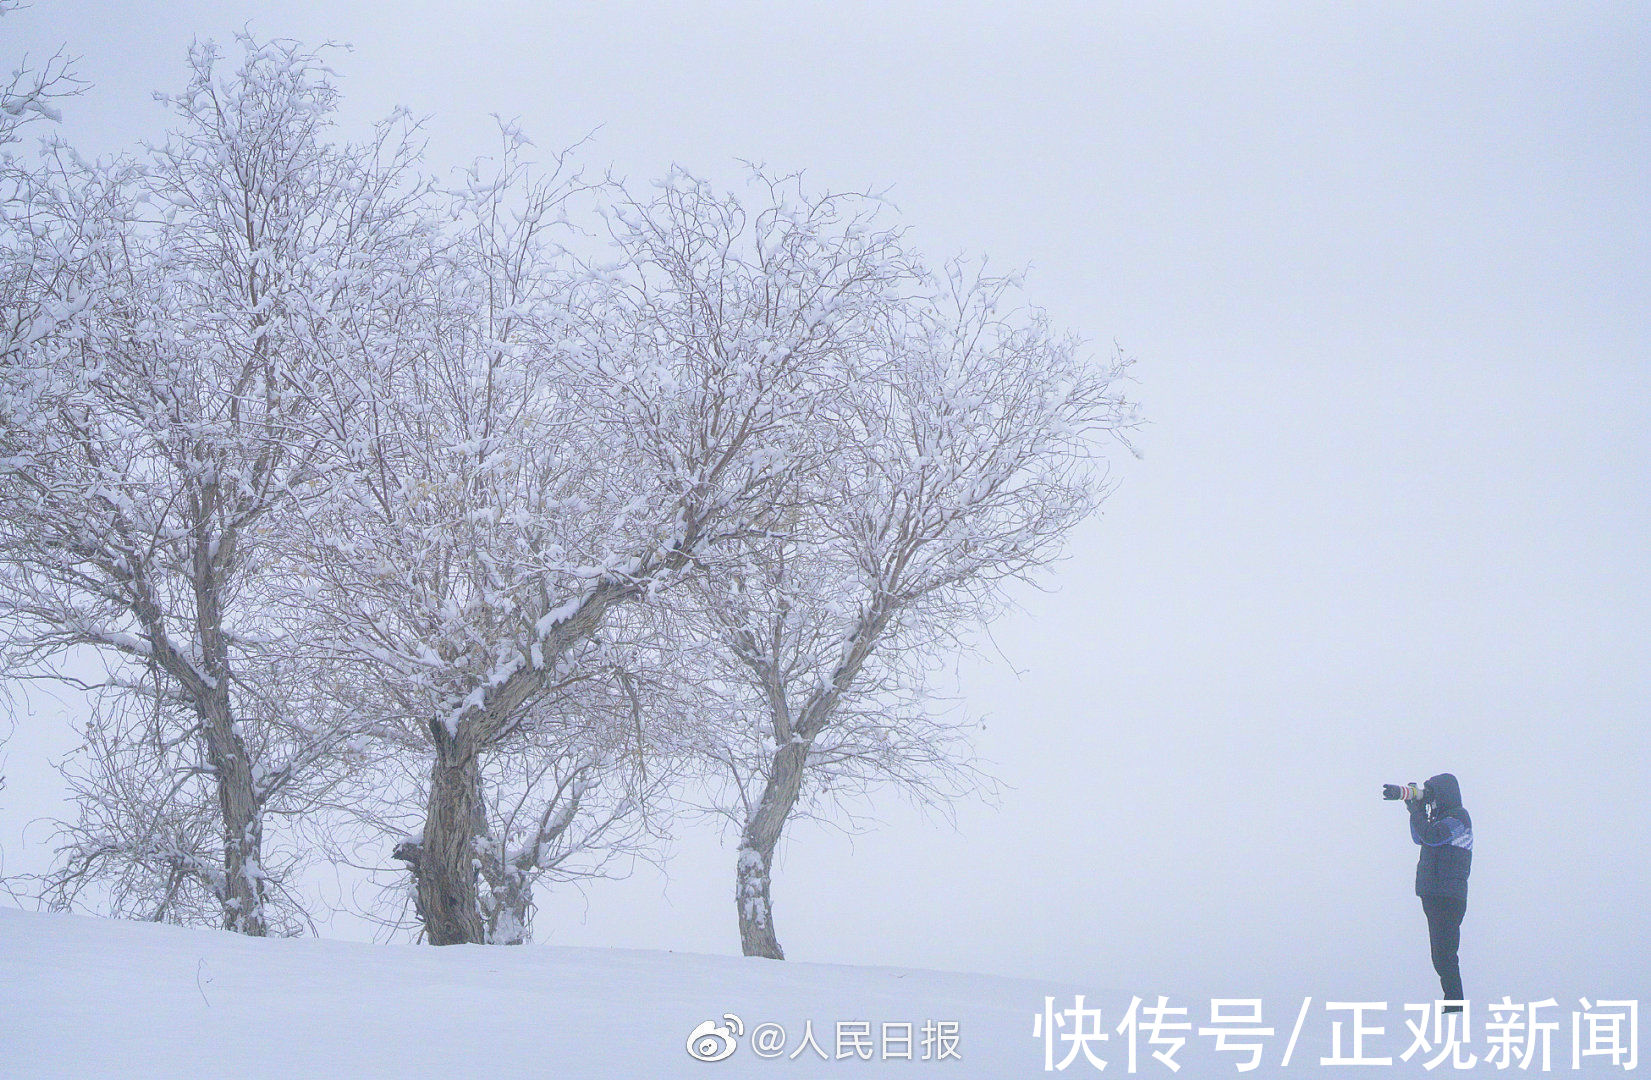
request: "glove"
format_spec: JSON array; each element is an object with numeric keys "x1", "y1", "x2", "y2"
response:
[{"x1": 1382, "y1": 784, "x2": 1405, "y2": 800}]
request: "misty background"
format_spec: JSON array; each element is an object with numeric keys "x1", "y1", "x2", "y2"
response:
[{"x1": 2, "y1": 1, "x2": 1645, "y2": 997}]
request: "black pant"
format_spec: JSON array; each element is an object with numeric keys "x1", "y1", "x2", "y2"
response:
[{"x1": 1421, "y1": 895, "x2": 1467, "y2": 1003}]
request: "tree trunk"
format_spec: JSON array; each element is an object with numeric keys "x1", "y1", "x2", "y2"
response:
[
  {"x1": 192, "y1": 526, "x2": 268, "y2": 936},
  {"x1": 736, "y1": 739, "x2": 809, "y2": 959},
  {"x1": 418, "y1": 733, "x2": 487, "y2": 945},
  {"x1": 200, "y1": 695, "x2": 268, "y2": 936}
]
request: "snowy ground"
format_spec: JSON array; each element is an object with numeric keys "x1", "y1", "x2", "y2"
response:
[{"x1": 0, "y1": 906, "x2": 1638, "y2": 1079}]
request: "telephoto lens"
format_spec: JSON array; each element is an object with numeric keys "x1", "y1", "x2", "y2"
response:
[{"x1": 1382, "y1": 783, "x2": 1425, "y2": 801}]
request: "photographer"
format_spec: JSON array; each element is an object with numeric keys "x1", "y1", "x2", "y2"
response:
[{"x1": 1384, "y1": 773, "x2": 1473, "y2": 1009}]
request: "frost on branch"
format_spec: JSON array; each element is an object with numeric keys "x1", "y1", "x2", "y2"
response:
[{"x1": 0, "y1": 2, "x2": 82, "y2": 154}]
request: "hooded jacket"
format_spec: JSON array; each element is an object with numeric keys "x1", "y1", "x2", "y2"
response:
[{"x1": 1411, "y1": 772, "x2": 1472, "y2": 900}]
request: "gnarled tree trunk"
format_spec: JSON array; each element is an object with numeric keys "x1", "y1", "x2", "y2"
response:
[{"x1": 416, "y1": 729, "x2": 487, "y2": 945}]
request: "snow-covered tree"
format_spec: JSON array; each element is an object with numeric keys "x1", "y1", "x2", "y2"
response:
[
  {"x1": 0, "y1": 37, "x2": 429, "y2": 934},
  {"x1": 686, "y1": 263, "x2": 1138, "y2": 958}
]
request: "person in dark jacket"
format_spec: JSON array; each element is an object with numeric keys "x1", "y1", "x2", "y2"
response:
[{"x1": 1396, "y1": 772, "x2": 1473, "y2": 1007}]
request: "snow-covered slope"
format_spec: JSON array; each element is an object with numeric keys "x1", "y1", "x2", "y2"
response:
[
  {"x1": 0, "y1": 906, "x2": 1638, "y2": 1078},
  {"x1": 0, "y1": 907, "x2": 1069, "y2": 1078}
]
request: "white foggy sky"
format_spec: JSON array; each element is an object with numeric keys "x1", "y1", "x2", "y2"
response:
[{"x1": 3, "y1": 2, "x2": 1647, "y2": 996}]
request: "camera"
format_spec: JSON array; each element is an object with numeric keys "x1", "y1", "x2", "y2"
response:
[{"x1": 1382, "y1": 782, "x2": 1425, "y2": 802}]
